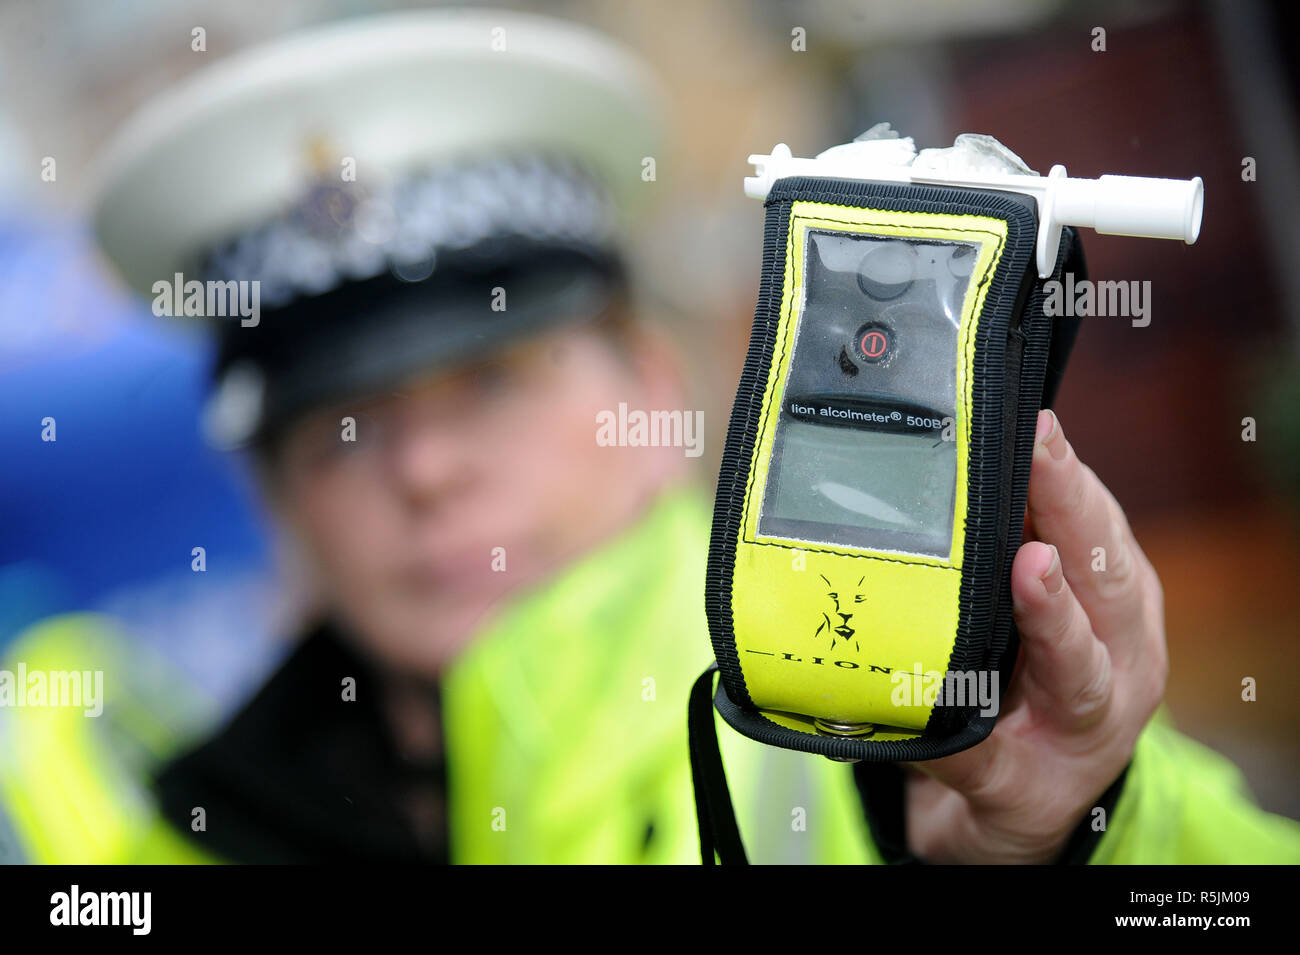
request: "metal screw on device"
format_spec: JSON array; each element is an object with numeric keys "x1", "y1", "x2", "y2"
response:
[{"x1": 813, "y1": 718, "x2": 875, "y2": 763}]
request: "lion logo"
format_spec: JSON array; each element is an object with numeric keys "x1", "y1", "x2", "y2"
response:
[{"x1": 814, "y1": 574, "x2": 865, "y2": 652}]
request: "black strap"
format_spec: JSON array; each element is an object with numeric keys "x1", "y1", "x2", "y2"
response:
[
  {"x1": 687, "y1": 665, "x2": 749, "y2": 865},
  {"x1": 851, "y1": 761, "x2": 925, "y2": 865}
]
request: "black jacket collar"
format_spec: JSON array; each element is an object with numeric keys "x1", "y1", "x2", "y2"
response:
[{"x1": 153, "y1": 620, "x2": 447, "y2": 864}]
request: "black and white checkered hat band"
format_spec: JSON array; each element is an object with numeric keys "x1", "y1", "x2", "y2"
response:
[{"x1": 200, "y1": 153, "x2": 620, "y2": 310}]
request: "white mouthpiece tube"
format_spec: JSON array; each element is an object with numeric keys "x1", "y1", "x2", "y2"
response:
[{"x1": 1053, "y1": 174, "x2": 1203, "y2": 244}]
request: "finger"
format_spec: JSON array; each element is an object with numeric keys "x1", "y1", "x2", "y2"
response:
[
  {"x1": 1026, "y1": 410, "x2": 1149, "y2": 655},
  {"x1": 1010, "y1": 540, "x2": 1114, "y2": 730}
]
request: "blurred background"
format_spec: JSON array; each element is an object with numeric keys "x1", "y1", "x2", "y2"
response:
[{"x1": 1, "y1": 0, "x2": 1296, "y2": 815}]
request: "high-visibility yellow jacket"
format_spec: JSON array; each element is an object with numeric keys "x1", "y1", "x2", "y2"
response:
[{"x1": 1, "y1": 485, "x2": 1297, "y2": 864}]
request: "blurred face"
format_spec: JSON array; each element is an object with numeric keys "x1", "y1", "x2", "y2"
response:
[{"x1": 269, "y1": 318, "x2": 686, "y2": 678}]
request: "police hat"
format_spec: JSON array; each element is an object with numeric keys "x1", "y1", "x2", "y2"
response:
[{"x1": 90, "y1": 9, "x2": 663, "y2": 447}]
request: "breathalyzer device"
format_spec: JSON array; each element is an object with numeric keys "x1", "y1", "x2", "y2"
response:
[{"x1": 689, "y1": 127, "x2": 1203, "y2": 863}]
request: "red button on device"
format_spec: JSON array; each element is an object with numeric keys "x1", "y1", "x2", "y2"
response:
[{"x1": 856, "y1": 325, "x2": 891, "y2": 362}]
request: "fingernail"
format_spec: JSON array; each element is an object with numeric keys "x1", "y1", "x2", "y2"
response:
[
  {"x1": 1040, "y1": 544, "x2": 1064, "y2": 596},
  {"x1": 1037, "y1": 409, "x2": 1067, "y2": 461}
]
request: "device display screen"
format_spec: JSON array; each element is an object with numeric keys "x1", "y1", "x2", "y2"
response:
[{"x1": 758, "y1": 229, "x2": 978, "y2": 557}]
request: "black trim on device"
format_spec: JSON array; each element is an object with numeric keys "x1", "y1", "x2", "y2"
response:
[{"x1": 703, "y1": 190, "x2": 794, "y2": 711}]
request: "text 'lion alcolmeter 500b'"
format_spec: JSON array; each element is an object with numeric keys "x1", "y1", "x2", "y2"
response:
[{"x1": 689, "y1": 126, "x2": 1204, "y2": 864}]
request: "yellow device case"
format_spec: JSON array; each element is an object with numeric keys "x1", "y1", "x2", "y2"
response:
[{"x1": 704, "y1": 176, "x2": 1079, "y2": 762}]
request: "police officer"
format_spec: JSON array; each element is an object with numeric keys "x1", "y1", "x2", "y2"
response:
[{"x1": 2, "y1": 8, "x2": 1298, "y2": 865}]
